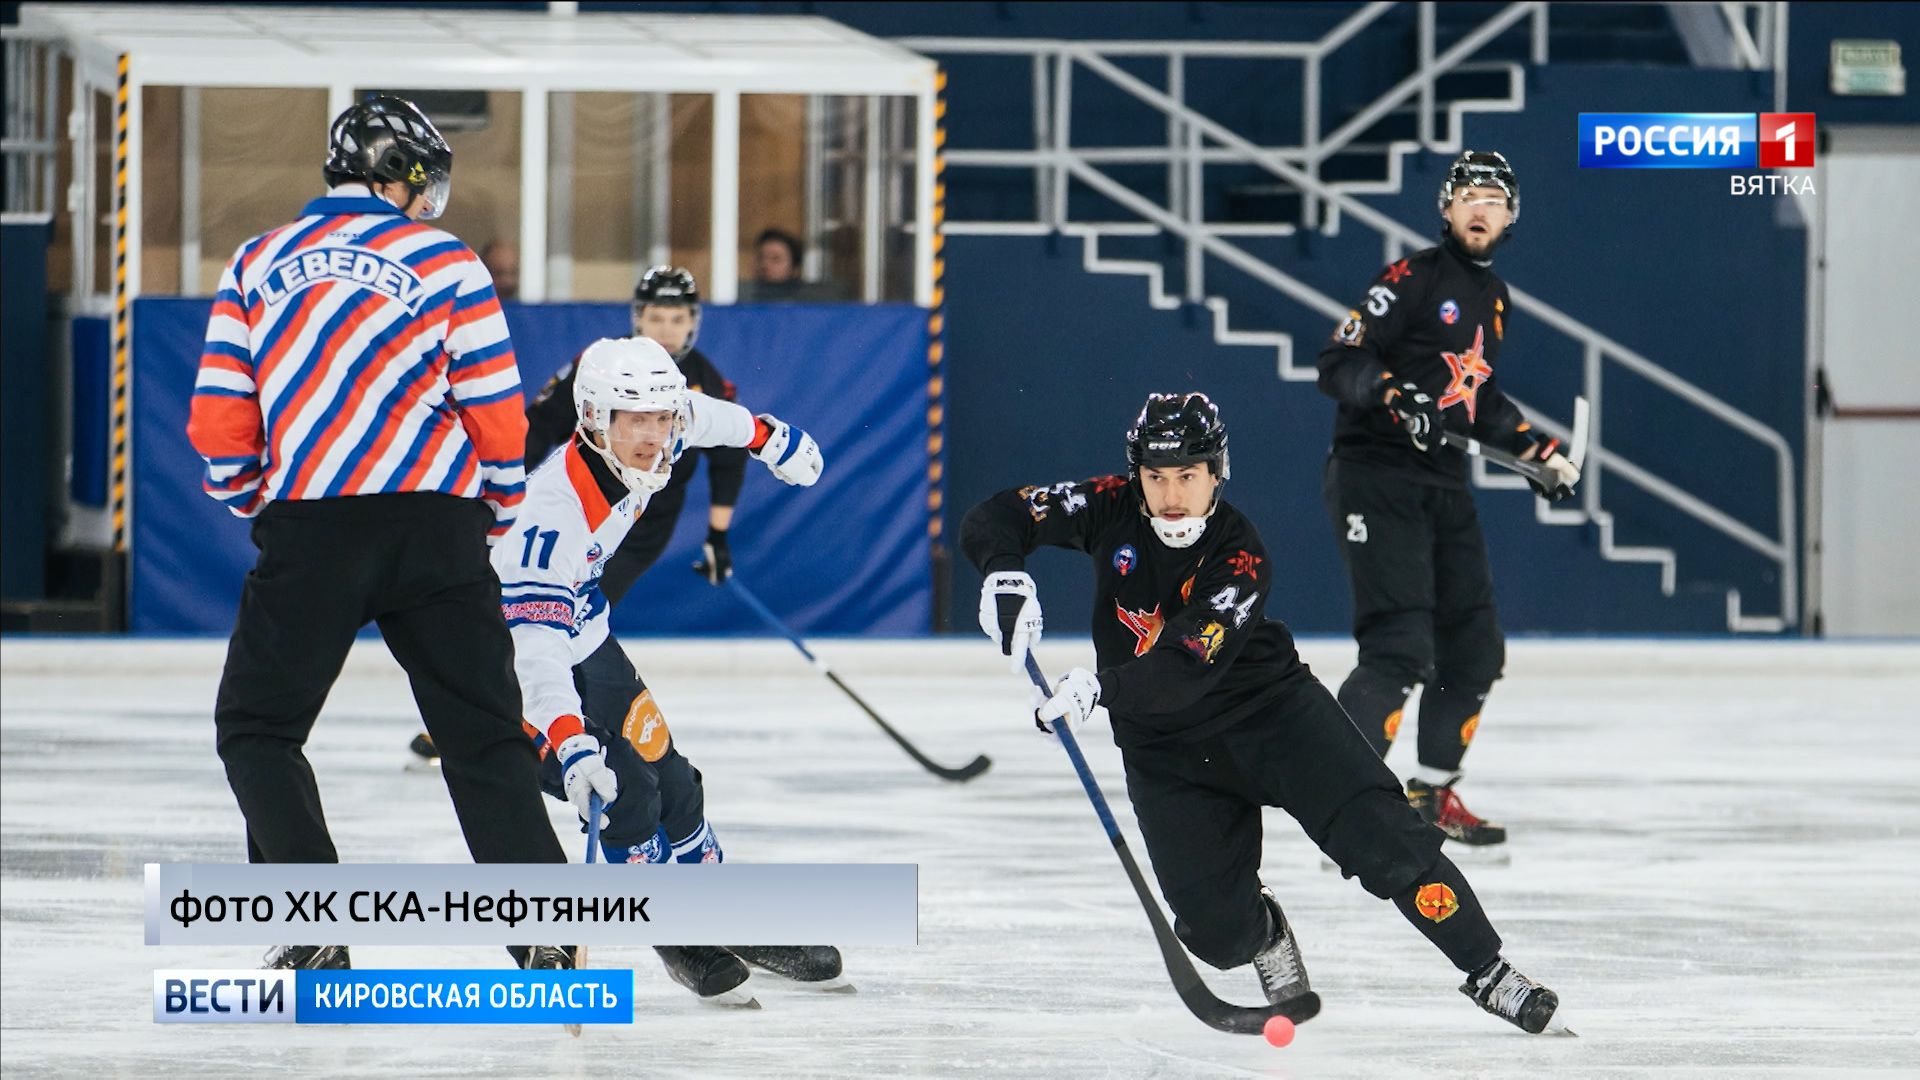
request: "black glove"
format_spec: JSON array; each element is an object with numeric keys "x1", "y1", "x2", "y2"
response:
[
  {"x1": 693, "y1": 526, "x2": 732, "y2": 585},
  {"x1": 1380, "y1": 375, "x2": 1443, "y2": 453}
]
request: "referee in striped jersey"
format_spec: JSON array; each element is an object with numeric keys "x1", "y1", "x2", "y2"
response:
[{"x1": 187, "y1": 97, "x2": 567, "y2": 966}]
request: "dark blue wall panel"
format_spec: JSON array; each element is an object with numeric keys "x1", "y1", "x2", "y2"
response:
[
  {"x1": 130, "y1": 300, "x2": 930, "y2": 636},
  {"x1": 941, "y1": 65, "x2": 1809, "y2": 635},
  {"x1": 1, "y1": 222, "x2": 50, "y2": 600}
]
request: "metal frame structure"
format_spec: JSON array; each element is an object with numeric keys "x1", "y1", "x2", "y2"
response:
[
  {"x1": 905, "y1": 0, "x2": 1798, "y2": 631},
  {"x1": 14, "y1": 3, "x2": 939, "y2": 305},
  {"x1": 6, "y1": 3, "x2": 940, "y2": 561}
]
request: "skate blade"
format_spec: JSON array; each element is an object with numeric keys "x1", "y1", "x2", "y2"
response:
[
  {"x1": 697, "y1": 986, "x2": 762, "y2": 1009},
  {"x1": 747, "y1": 967, "x2": 855, "y2": 992},
  {"x1": 403, "y1": 755, "x2": 441, "y2": 773},
  {"x1": 793, "y1": 975, "x2": 856, "y2": 993},
  {"x1": 1541, "y1": 1010, "x2": 1578, "y2": 1037},
  {"x1": 564, "y1": 1022, "x2": 582, "y2": 1038}
]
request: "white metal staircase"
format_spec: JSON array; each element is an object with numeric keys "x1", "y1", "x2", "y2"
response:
[{"x1": 905, "y1": 1, "x2": 1797, "y2": 631}]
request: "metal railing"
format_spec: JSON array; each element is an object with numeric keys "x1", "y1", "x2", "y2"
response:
[
  {"x1": 903, "y1": 1, "x2": 1796, "y2": 630},
  {"x1": 2, "y1": 36, "x2": 61, "y2": 223}
]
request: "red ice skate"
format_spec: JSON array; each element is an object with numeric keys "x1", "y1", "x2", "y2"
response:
[{"x1": 1407, "y1": 776, "x2": 1508, "y2": 846}]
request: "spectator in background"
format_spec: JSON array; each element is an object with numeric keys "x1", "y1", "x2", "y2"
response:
[
  {"x1": 755, "y1": 229, "x2": 802, "y2": 287},
  {"x1": 482, "y1": 239, "x2": 520, "y2": 301},
  {"x1": 740, "y1": 228, "x2": 845, "y2": 302}
]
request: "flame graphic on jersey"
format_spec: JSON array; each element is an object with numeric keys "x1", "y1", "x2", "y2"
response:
[
  {"x1": 1439, "y1": 325, "x2": 1493, "y2": 422},
  {"x1": 1115, "y1": 602, "x2": 1165, "y2": 657}
]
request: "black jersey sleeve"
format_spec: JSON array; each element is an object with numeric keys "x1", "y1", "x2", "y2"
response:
[
  {"x1": 1097, "y1": 531, "x2": 1274, "y2": 715},
  {"x1": 1317, "y1": 258, "x2": 1423, "y2": 409},
  {"x1": 524, "y1": 359, "x2": 579, "y2": 467},
  {"x1": 960, "y1": 476, "x2": 1133, "y2": 575}
]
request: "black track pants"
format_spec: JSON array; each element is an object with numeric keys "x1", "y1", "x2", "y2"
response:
[
  {"x1": 538, "y1": 636, "x2": 707, "y2": 849},
  {"x1": 1120, "y1": 678, "x2": 1502, "y2": 975},
  {"x1": 214, "y1": 493, "x2": 565, "y2": 866},
  {"x1": 1323, "y1": 456, "x2": 1504, "y2": 771}
]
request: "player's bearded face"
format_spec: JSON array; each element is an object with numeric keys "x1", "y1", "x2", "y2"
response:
[
  {"x1": 605, "y1": 409, "x2": 675, "y2": 473},
  {"x1": 634, "y1": 305, "x2": 695, "y2": 354},
  {"x1": 1140, "y1": 465, "x2": 1220, "y2": 520},
  {"x1": 1444, "y1": 186, "x2": 1512, "y2": 254}
]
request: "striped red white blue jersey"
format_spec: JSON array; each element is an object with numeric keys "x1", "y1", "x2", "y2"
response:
[{"x1": 186, "y1": 188, "x2": 528, "y2": 539}]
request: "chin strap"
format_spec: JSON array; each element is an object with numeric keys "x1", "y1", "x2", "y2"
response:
[{"x1": 583, "y1": 431, "x2": 672, "y2": 496}]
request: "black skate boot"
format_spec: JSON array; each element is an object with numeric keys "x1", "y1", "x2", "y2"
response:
[
  {"x1": 1407, "y1": 776, "x2": 1508, "y2": 846},
  {"x1": 510, "y1": 945, "x2": 580, "y2": 970},
  {"x1": 405, "y1": 732, "x2": 439, "y2": 772},
  {"x1": 1250, "y1": 889, "x2": 1321, "y2": 1022},
  {"x1": 261, "y1": 945, "x2": 350, "y2": 969},
  {"x1": 511, "y1": 946, "x2": 586, "y2": 1035},
  {"x1": 1461, "y1": 956, "x2": 1570, "y2": 1034},
  {"x1": 730, "y1": 946, "x2": 853, "y2": 992},
  {"x1": 655, "y1": 946, "x2": 759, "y2": 1008}
]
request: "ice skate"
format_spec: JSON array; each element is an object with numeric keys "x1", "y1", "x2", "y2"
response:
[
  {"x1": 1461, "y1": 956, "x2": 1571, "y2": 1035},
  {"x1": 655, "y1": 946, "x2": 759, "y2": 1008},
  {"x1": 261, "y1": 945, "x2": 350, "y2": 970},
  {"x1": 404, "y1": 731, "x2": 439, "y2": 772},
  {"x1": 1250, "y1": 889, "x2": 1321, "y2": 1022},
  {"x1": 513, "y1": 944, "x2": 580, "y2": 970},
  {"x1": 512, "y1": 946, "x2": 585, "y2": 1036},
  {"x1": 730, "y1": 946, "x2": 853, "y2": 992},
  {"x1": 1407, "y1": 775, "x2": 1509, "y2": 851}
]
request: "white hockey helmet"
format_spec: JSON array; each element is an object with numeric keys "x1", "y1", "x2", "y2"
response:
[{"x1": 573, "y1": 336, "x2": 688, "y2": 496}]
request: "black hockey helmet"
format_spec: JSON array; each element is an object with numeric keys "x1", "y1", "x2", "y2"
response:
[
  {"x1": 1126, "y1": 392, "x2": 1230, "y2": 480},
  {"x1": 632, "y1": 266, "x2": 701, "y2": 360},
  {"x1": 634, "y1": 266, "x2": 700, "y2": 308},
  {"x1": 1438, "y1": 149, "x2": 1518, "y2": 223},
  {"x1": 324, "y1": 96, "x2": 453, "y2": 219}
]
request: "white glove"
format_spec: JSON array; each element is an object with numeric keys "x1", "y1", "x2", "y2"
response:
[
  {"x1": 556, "y1": 731, "x2": 618, "y2": 829},
  {"x1": 1035, "y1": 667, "x2": 1100, "y2": 736},
  {"x1": 752, "y1": 414, "x2": 823, "y2": 487},
  {"x1": 1539, "y1": 451, "x2": 1580, "y2": 495},
  {"x1": 978, "y1": 571, "x2": 1043, "y2": 674}
]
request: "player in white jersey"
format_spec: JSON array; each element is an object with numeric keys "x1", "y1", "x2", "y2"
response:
[{"x1": 495, "y1": 335, "x2": 846, "y2": 1004}]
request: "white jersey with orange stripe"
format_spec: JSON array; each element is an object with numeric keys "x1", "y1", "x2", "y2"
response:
[{"x1": 494, "y1": 391, "x2": 755, "y2": 742}]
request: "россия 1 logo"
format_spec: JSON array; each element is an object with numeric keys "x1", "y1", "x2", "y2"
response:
[{"x1": 1578, "y1": 113, "x2": 1814, "y2": 168}]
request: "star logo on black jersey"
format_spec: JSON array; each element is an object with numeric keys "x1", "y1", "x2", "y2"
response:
[
  {"x1": 1115, "y1": 603, "x2": 1164, "y2": 657},
  {"x1": 1383, "y1": 258, "x2": 1412, "y2": 284},
  {"x1": 1439, "y1": 325, "x2": 1493, "y2": 423}
]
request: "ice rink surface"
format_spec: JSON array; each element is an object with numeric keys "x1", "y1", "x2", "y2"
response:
[{"x1": 3, "y1": 635, "x2": 1917, "y2": 1078}]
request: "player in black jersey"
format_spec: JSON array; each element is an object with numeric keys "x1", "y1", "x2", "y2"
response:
[
  {"x1": 1316, "y1": 151, "x2": 1580, "y2": 848},
  {"x1": 961, "y1": 392, "x2": 1565, "y2": 1035}
]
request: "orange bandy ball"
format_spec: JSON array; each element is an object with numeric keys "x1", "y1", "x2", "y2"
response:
[{"x1": 1263, "y1": 1014, "x2": 1295, "y2": 1047}]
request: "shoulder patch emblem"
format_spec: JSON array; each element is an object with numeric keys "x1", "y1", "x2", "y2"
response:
[
  {"x1": 1383, "y1": 258, "x2": 1412, "y2": 284},
  {"x1": 1228, "y1": 550, "x2": 1262, "y2": 578},
  {"x1": 1181, "y1": 622, "x2": 1228, "y2": 663},
  {"x1": 1334, "y1": 311, "x2": 1366, "y2": 346}
]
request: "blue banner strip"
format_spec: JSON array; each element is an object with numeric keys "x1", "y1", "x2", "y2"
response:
[
  {"x1": 1577, "y1": 112, "x2": 1756, "y2": 168},
  {"x1": 296, "y1": 969, "x2": 633, "y2": 1025}
]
